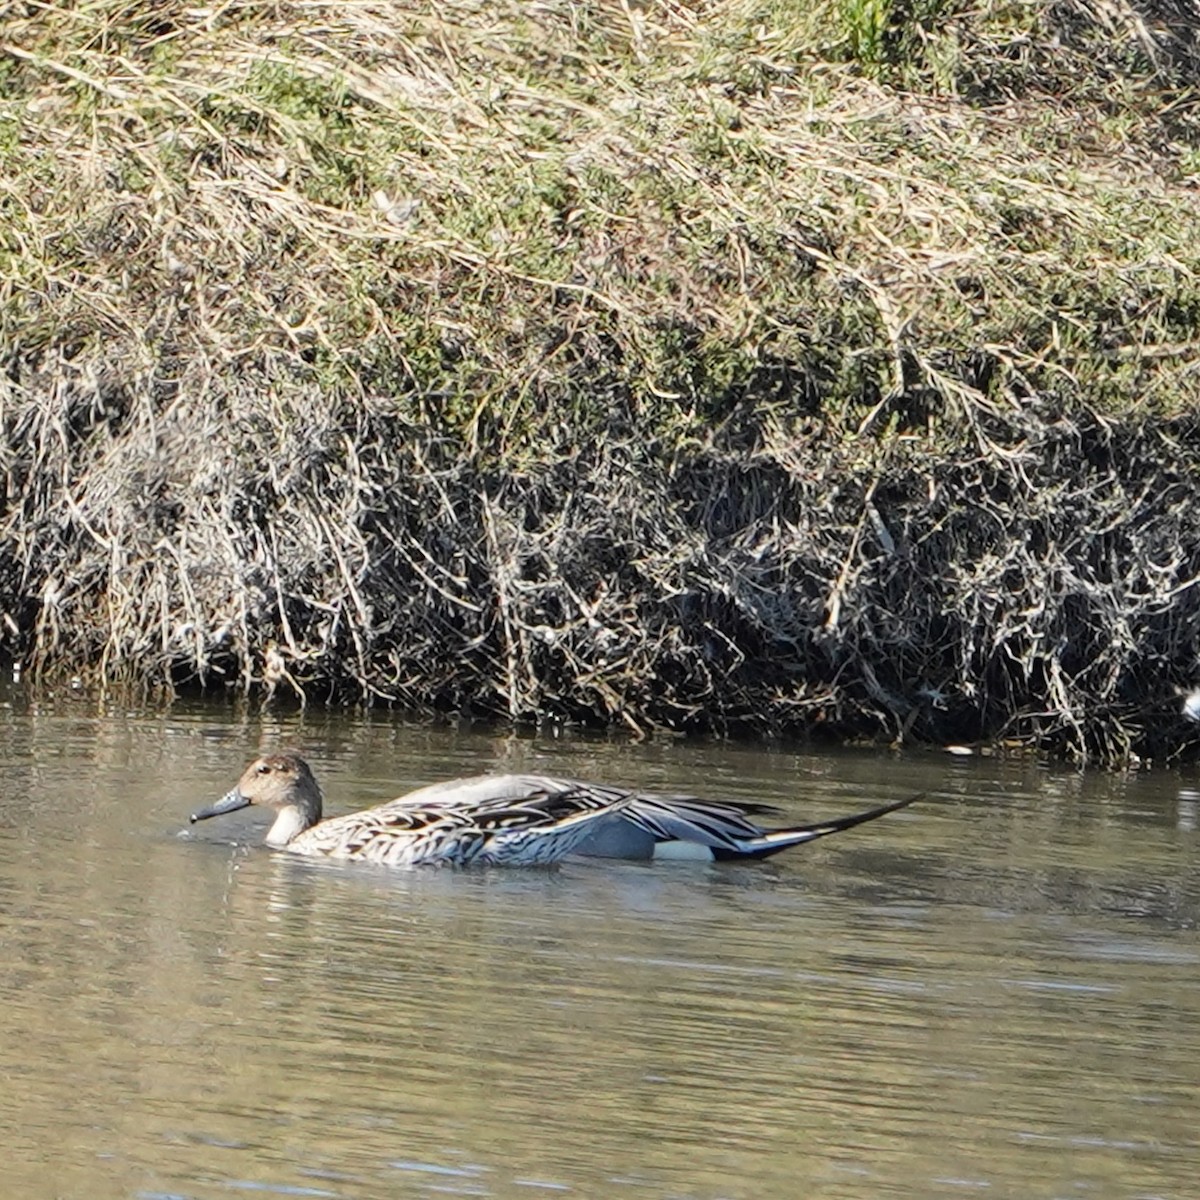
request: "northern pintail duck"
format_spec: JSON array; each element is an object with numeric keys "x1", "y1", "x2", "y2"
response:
[{"x1": 191, "y1": 752, "x2": 921, "y2": 867}]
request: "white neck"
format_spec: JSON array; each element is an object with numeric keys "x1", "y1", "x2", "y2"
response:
[{"x1": 266, "y1": 806, "x2": 310, "y2": 848}]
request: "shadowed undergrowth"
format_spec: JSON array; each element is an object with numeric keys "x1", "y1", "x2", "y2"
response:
[{"x1": 3, "y1": 1, "x2": 1200, "y2": 762}]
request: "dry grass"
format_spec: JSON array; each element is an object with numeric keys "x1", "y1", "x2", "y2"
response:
[{"x1": 3, "y1": 1, "x2": 1200, "y2": 760}]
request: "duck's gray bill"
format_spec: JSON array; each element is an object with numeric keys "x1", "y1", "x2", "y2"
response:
[{"x1": 190, "y1": 788, "x2": 251, "y2": 824}]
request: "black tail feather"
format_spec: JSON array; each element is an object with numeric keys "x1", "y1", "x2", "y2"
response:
[{"x1": 711, "y1": 791, "x2": 925, "y2": 861}]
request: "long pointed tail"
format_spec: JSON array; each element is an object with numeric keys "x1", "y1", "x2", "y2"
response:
[{"x1": 714, "y1": 791, "x2": 925, "y2": 861}]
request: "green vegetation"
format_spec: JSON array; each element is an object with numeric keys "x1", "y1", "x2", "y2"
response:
[{"x1": 3, "y1": 1, "x2": 1200, "y2": 762}]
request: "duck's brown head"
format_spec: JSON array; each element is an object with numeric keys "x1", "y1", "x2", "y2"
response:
[{"x1": 191, "y1": 753, "x2": 323, "y2": 847}]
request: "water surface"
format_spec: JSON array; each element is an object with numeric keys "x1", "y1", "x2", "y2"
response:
[{"x1": 2, "y1": 699, "x2": 1199, "y2": 1198}]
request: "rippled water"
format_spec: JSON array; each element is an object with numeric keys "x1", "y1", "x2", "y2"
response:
[{"x1": 2, "y1": 697, "x2": 1200, "y2": 1198}]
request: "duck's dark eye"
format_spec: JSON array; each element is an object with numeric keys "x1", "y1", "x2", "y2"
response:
[{"x1": 256, "y1": 763, "x2": 271, "y2": 775}]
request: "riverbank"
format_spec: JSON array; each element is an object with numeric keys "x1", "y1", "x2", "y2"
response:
[{"x1": 3, "y1": 3, "x2": 1200, "y2": 762}]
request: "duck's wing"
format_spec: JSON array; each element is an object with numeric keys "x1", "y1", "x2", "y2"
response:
[
  {"x1": 376, "y1": 773, "x2": 610, "y2": 813},
  {"x1": 369, "y1": 773, "x2": 917, "y2": 863}
]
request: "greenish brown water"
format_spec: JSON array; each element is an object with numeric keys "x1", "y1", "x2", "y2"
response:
[{"x1": 2, "y1": 699, "x2": 1200, "y2": 1198}]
